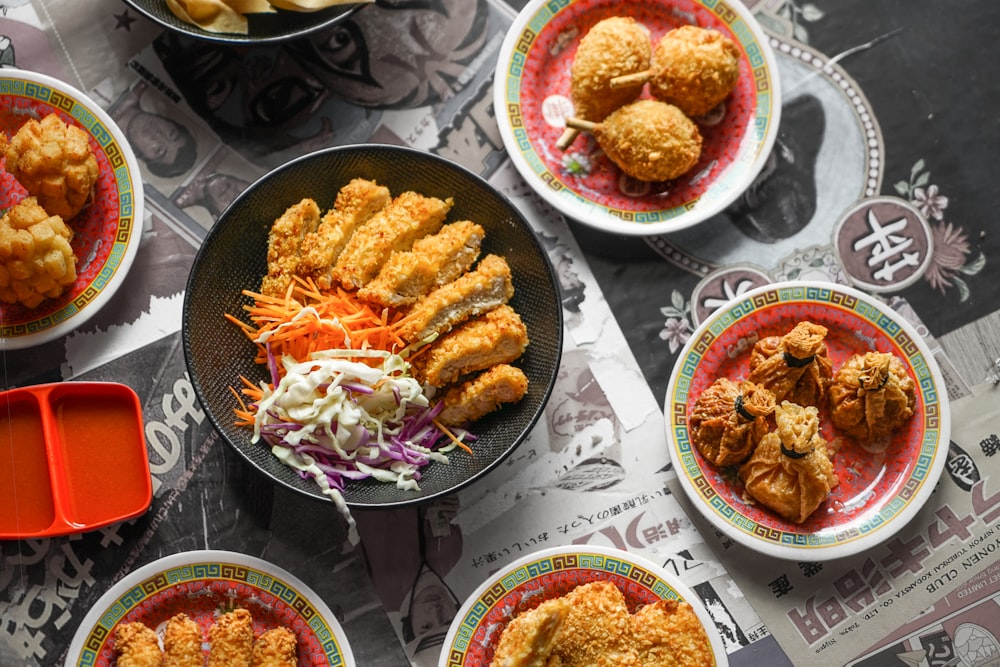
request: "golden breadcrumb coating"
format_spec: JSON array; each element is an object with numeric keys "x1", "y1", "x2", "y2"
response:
[
  {"x1": 114, "y1": 621, "x2": 163, "y2": 667},
  {"x1": 251, "y1": 626, "x2": 298, "y2": 667},
  {"x1": 437, "y1": 363, "x2": 529, "y2": 427},
  {"x1": 648, "y1": 25, "x2": 741, "y2": 118},
  {"x1": 549, "y1": 581, "x2": 638, "y2": 667},
  {"x1": 208, "y1": 608, "x2": 254, "y2": 667},
  {"x1": 595, "y1": 100, "x2": 702, "y2": 182},
  {"x1": 631, "y1": 600, "x2": 714, "y2": 667},
  {"x1": 261, "y1": 198, "x2": 322, "y2": 297},
  {"x1": 332, "y1": 190, "x2": 452, "y2": 290},
  {"x1": 570, "y1": 17, "x2": 651, "y2": 123},
  {"x1": 358, "y1": 219, "x2": 484, "y2": 307},
  {"x1": 298, "y1": 178, "x2": 391, "y2": 289},
  {"x1": 0, "y1": 196, "x2": 77, "y2": 308},
  {"x1": 164, "y1": 612, "x2": 204, "y2": 667},
  {"x1": 4, "y1": 112, "x2": 99, "y2": 220},
  {"x1": 396, "y1": 253, "x2": 514, "y2": 343},
  {"x1": 491, "y1": 597, "x2": 571, "y2": 667}
]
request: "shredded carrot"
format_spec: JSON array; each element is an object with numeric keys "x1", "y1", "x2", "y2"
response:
[{"x1": 434, "y1": 419, "x2": 474, "y2": 455}]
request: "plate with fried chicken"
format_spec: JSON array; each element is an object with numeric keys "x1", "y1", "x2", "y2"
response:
[
  {"x1": 182, "y1": 144, "x2": 562, "y2": 511},
  {"x1": 0, "y1": 68, "x2": 143, "y2": 349},
  {"x1": 66, "y1": 550, "x2": 354, "y2": 666},
  {"x1": 493, "y1": 0, "x2": 780, "y2": 236},
  {"x1": 440, "y1": 544, "x2": 727, "y2": 667}
]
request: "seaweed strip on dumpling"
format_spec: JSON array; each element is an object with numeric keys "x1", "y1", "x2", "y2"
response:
[
  {"x1": 829, "y1": 351, "x2": 916, "y2": 452},
  {"x1": 747, "y1": 321, "x2": 833, "y2": 408},
  {"x1": 689, "y1": 378, "x2": 776, "y2": 467}
]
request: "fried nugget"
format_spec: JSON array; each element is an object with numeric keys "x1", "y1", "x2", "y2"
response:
[
  {"x1": 358, "y1": 219, "x2": 484, "y2": 307},
  {"x1": 396, "y1": 254, "x2": 514, "y2": 343},
  {"x1": 437, "y1": 364, "x2": 529, "y2": 427},
  {"x1": 647, "y1": 25, "x2": 741, "y2": 118},
  {"x1": 251, "y1": 627, "x2": 297, "y2": 667},
  {"x1": 332, "y1": 190, "x2": 452, "y2": 290},
  {"x1": 260, "y1": 198, "x2": 322, "y2": 297},
  {"x1": 114, "y1": 622, "x2": 162, "y2": 667},
  {"x1": 298, "y1": 178, "x2": 392, "y2": 289},
  {"x1": 164, "y1": 612, "x2": 203, "y2": 667},
  {"x1": 631, "y1": 600, "x2": 714, "y2": 667},
  {"x1": 491, "y1": 597, "x2": 571, "y2": 667},
  {"x1": 208, "y1": 608, "x2": 254, "y2": 667},
  {"x1": 549, "y1": 581, "x2": 638, "y2": 667}
]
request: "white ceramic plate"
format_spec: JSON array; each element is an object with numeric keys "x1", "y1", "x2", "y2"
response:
[
  {"x1": 493, "y1": 0, "x2": 780, "y2": 236},
  {"x1": 440, "y1": 544, "x2": 728, "y2": 666},
  {"x1": 67, "y1": 550, "x2": 354, "y2": 666},
  {"x1": 0, "y1": 68, "x2": 143, "y2": 350},
  {"x1": 664, "y1": 281, "x2": 950, "y2": 561}
]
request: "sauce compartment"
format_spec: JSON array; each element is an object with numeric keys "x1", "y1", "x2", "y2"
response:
[{"x1": 0, "y1": 382, "x2": 151, "y2": 539}]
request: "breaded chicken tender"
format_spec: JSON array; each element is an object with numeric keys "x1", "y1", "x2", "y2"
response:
[
  {"x1": 490, "y1": 597, "x2": 571, "y2": 667},
  {"x1": 164, "y1": 612, "x2": 204, "y2": 667},
  {"x1": 396, "y1": 254, "x2": 514, "y2": 343},
  {"x1": 646, "y1": 25, "x2": 741, "y2": 118},
  {"x1": 4, "y1": 113, "x2": 99, "y2": 220},
  {"x1": 358, "y1": 219, "x2": 484, "y2": 307},
  {"x1": 437, "y1": 363, "x2": 529, "y2": 427},
  {"x1": 0, "y1": 197, "x2": 77, "y2": 308},
  {"x1": 251, "y1": 627, "x2": 298, "y2": 667},
  {"x1": 332, "y1": 190, "x2": 452, "y2": 290},
  {"x1": 631, "y1": 600, "x2": 714, "y2": 667},
  {"x1": 114, "y1": 621, "x2": 162, "y2": 667},
  {"x1": 550, "y1": 581, "x2": 638, "y2": 667},
  {"x1": 298, "y1": 178, "x2": 391, "y2": 289},
  {"x1": 208, "y1": 608, "x2": 254, "y2": 667},
  {"x1": 261, "y1": 198, "x2": 322, "y2": 297}
]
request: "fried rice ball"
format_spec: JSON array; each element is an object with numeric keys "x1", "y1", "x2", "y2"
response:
[
  {"x1": 570, "y1": 16, "x2": 652, "y2": 124},
  {"x1": 0, "y1": 197, "x2": 77, "y2": 308},
  {"x1": 593, "y1": 99, "x2": 702, "y2": 182},
  {"x1": 4, "y1": 112, "x2": 100, "y2": 220},
  {"x1": 648, "y1": 25, "x2": 741, "y2": 118}
]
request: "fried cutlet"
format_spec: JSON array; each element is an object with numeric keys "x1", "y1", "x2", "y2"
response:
[
  {"x1": 631, "y1": 600, "x2": 714, "y2": 667},
  {"x1": 549, "y1": 581, "x2": 638, "y2": 667},
  {"x1": 163, "y1": 612, "x2": 204, "y2": 667},
  {"x1": 437, "y1": 364, "x2": 529, "y2": 427},
  {"x1": 298, "y1": 178, "x2": 391, "y2": 290},
  {"x1": 251, "y1": 627, "x2": 298, "y2": 667},
  {"x1": 358, "y1": 219, "x2": 484, "y2": 307},
  {"x1": 491, "y1": 597, "x2": 571, "y2": 667},
  {"x1": 414, "y1": 304, "x2": 528, "y2": 387},
  {"x1": 331, "y1": 190, "x2": 452, "y2": 290},
  {"x1": 208, "y1": 608, "x2": 254, "y2": 667},
  {"x1": 260, "y1": 198, "x2": 321, "y2": 297},
  {"x1": 396, "y1": 254, "x2": 514, "y2": 344},
  {"x1": 114, "y1": 622, "x2": 162, "y2": 667}
]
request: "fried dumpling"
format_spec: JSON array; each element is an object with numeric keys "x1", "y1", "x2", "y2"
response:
[
  {"x1": 747, "y1": 321, "x2": 833, "y2": 408},
  {"x1": 689, "y1": 378, "x2": 776, "y2": 466},
  {"x1": 828, "y1": 352, "x2": 916, "y2": 452},
  {"x1": 739, "y1": 401, "x2": 838, "y2": 524}
]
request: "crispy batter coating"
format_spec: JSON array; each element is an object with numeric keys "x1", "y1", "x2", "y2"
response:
[
  {"x1": 648, "y1": 25, "x2": 741, "y2": 118},
  {"x1": 631, "y1": 600, "x2": 714, "y2": 667},
  {"x1": 114, "y1": 621, "x2": 163, "y2": 667},
  {"x1": 747, "y1": 321, "x2": 833, "y2": 408},
  {"x1": 4, "y1": 112, "x2": 99, "y2": 220},
  {"x1": 208, "y1": 608, "x2": 254, "y2": 667},
  {"x1": 828, "y1": 352, "x2": 916, "y2": 452},
  {"x1": 437, "y1": 363, "x2": 529, "y2": 427},
  {"x1": 358, "y1": 219, "x2": 484, "y2": 307},
  {"x1": 332, "y1": 190, "x2": 452, "y2": 290},
  {"x1": 592, "y1": 100, "x2": 702, "y2": 182},
  {"x1": 740, "y1": 401, "x2": 839, "y2": 524},
  {"x1": 415, "y1": 304, "x2": 528, "y2": 387},
  {"x1": 491, "y1": 597, "x2": 571, "y2": 667},
  {"x1": 298, "y1": 178, "x2": 391, "y2": 290},
  {"x1": 689, "y1": 378, "x2": 776, "y2": 467},
  {"x1": 396, "y1": 253, "x2": 514, "y2": 343},
  {"x1": 163, "y1": 612, "x2": 203, "y2": 667},
  {"x1": 0, "y1": 196, "x2": 77, "y2": 308},
  {"x1": 260, "y1": 198, "x2": 322, "y2": 297},
  {"x1": 251, "y1": 627, "x2": 298, "y2": 667},
  {"x1": 570, "y1": 17, "x2": 651, "y2": 123},
  {"x1": 549, "y1": 581, "x2": 638, "y2": 667}
]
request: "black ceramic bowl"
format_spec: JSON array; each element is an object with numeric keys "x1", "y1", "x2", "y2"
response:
[
  {"x1": 182, "y1": 144, "x2": 563, "y2": 507},
  {"x1": 121, "y1": 0, "x2": 365, "y2": 44}
]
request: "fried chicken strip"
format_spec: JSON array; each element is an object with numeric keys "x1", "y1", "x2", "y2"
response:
[
  {"x1": 396, "y1": 254, "x2": 514, "y2": 343},
  {"x1": 437, "y1": 364, "x2": 529, "y2": 427},
  {"x1": 251, "y1": 627, "x2": 298, "y2": 667},
  {"x1": 114, "y1": 622, "x2": 162, "y2": 667},
  {"x1": 208, "y1": 608, "x2": 254, "y2": 667},
  {"x1": 164, "y1": 612, "x2": 204, "y2": 667},
  {"x1": 260, "y1": 198, "x2": 322, "y2": 297},
  {"x1": 549, "y1": 581, "x2": 638, "y2": 667},
  {"x1": 631, "y1": 600, "x2": 714, "y2": 667},
  {"x1": 491, "y1": 597, "x2": 571, "y2": 667},
  {"x1": 332, "y1": 190, "x2": 452, "y2": 289},
  {"x1": 298, "y1": 178, "x2": 392, "y2": 289},
  {"x1": 358, "y1": 219, "x2": 484, "y2": 307}
]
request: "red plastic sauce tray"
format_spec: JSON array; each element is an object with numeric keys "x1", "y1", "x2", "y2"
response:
[{"x1": 0, "y1": 382, "x2": 152, "y2": 539}]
